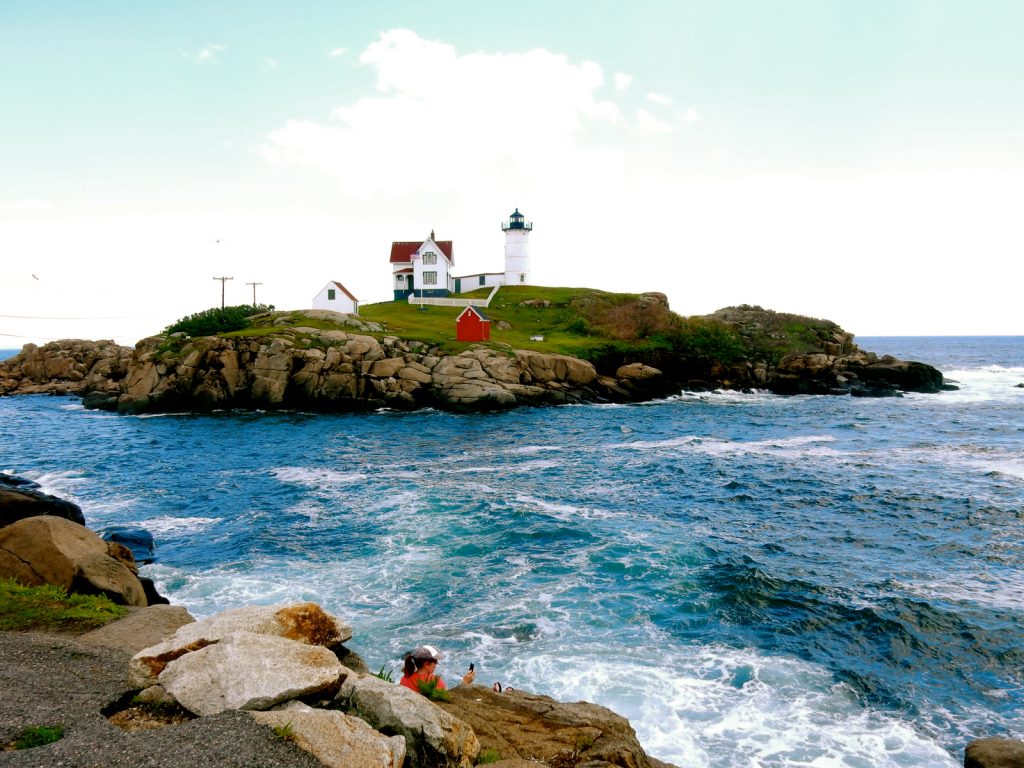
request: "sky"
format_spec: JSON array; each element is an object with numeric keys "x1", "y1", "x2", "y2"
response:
[{"x1": 2, "y1": 0, "x2": 1022, "y2": 346}]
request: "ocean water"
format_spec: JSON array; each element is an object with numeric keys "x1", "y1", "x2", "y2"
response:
[{"x1": 1, "y1": 337, "x2": 1022, "y2": 767}]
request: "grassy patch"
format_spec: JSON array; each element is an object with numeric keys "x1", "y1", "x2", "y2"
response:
[
  {"x1": 477, "y1": 748, "x2": 502, "y2": 764},
  {"x1": 416, "y1": 677, "x2": 452, "y2": 702},
  {"x1": 373, "y1": 664, "x2": 395, "y2": 683},
  {"x1": 0, "y1": 578, "x2": 127, "y2": 632},
  {"x1": 9, "y1": 725, "x2": 63, "y2": 749},
  {"x1": 272, "y1": 722, "x2": 296, "y2": 742}
]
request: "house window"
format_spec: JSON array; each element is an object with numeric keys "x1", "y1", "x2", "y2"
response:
[
  {"x1": 479, "y1": 275, "x2": 486, "y2": 285},
  {"x1": 422, "y1": 252, "x2": 437, "y2": 265},
  {"x1": 519, "y1": 274, "x2": 525, "y2": 283},
  {"x1": 424, "y1": 271, "x2": 437, "y2": 285},
  {"x1": 327, "y1": 289, "x2": 336, "y2": 300},
  {"x1": 396, "y1": 274, "x2": 405, "y2": 284}
]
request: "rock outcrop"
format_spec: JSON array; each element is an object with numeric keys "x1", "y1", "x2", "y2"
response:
[
  {"x1": 0, "y1": 473, "x2": 87, "y2": 527},
  {"x1": 0, "y1": 305, "x2": 946, "y2": 413},
  {"x1": 95, "y1": 332, "x2": 671, "y2": 414},
  {"x1": 0, "y1": 339, "x2": 131, "y2": 396},
  {"x1": 438, "y1": 684, "x2": 658, "y2": 768},
  {"x1": 0, "y1": 515, "x2": 148, "y2": 606}
]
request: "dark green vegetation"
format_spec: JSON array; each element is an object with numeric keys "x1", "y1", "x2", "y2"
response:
[
  {"x1": 9, "y1": 725, "x2": 64, "y2": 749},
  {"x1": 166, "y1": 304, "x2": 275, "y2": 337},
  {"x1": 0, "y1": 578, "x2": 127, "y2": 632},
  {"x1": 477, "y1": 748, "x2": 503, "y2": 764}
]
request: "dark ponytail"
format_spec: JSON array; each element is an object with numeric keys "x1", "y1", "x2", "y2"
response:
[{"x1": 404, "y1": 653, "x2": 417, "y2": 678}]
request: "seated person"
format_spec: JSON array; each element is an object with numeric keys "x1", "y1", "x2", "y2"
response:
[{"x1": 400, "y1": 644, "x2": 475, "y2": 694}]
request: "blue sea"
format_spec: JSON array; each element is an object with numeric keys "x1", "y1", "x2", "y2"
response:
[{"x1": 1, "y1": 337, "x2": 1022, "y2": 767}]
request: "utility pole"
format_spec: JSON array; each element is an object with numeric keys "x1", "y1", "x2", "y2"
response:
[
  {"x1": 246, "y1": 281, "x2": 262, "y2": 306},
  {"x1": 213, "y1": 276, "x2": 233, "y2": 309}
]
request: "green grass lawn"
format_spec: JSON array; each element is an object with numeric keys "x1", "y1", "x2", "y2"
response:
[{"x1": 359, "y1": 285, "x2": 647, "y2": 357}]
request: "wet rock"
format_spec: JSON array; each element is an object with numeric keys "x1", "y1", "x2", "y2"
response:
[
  {"x1": 0, "y1": 474, "x2": 86, "y2": 527},
  {"x1": 965, "y1": 737, "x2": 1024, "y2": 767}
]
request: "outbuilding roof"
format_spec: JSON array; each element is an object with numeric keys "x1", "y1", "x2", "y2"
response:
[
  {"x1": 328, "y1": 281, "x2": 358, "y2": 302},
  {"x1": 456, "y1": 305, "x2": 490, "y2": 322}
]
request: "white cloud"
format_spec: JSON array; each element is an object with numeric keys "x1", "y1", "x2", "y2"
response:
[
  {"x1": 646, "y1": 91, "x2": 672, "y2": 106},
  {"x1": 179, "y1": 43, "x2": 225, "y2": 65},
  {"x1": 328, "y1": 47, "x2": 348, "y2": 59},
  {"x1": 636, "y1": 109, "x2": 672, "y2": 134},
  {"x1": 614, "y1": 72, "x2": 632, "y2": 90},
  {"x1": 683, "y1": 108, "x2": 700, "y2": 123},
  {"x1": 262, "y1": 30, "x2": 623, "y2": 199}
]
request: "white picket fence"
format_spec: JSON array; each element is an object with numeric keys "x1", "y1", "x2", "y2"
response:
[{"x1": 406, "y1": 284, "x2": 501, "y2": 308}]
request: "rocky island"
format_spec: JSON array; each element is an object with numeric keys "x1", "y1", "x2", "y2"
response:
[{"x1": 0, "y1": 289, "x2": 946, "y2": 414}]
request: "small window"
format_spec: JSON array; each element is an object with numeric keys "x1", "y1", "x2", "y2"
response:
[
  {"x1": 424, "y1": 271, "x2": 437, "y2": 285},
  {"x1": 422, "y1": 252, "x2": 437, "y2": 265},
  {"x1": 327, "y1": 289, "x2": 336, "y2": 300},
  {"x1": 396, "y1": 274, "x2": 405, "y2": 283},
  {"x1": 479, "y1": 275, "x2": 485, "y2": 285},
  {"x1": 519, "y1": 274, "x2": 525, "y2": 283}
]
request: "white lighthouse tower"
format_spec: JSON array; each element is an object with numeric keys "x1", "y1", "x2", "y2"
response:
[{"x1": 502, "y1": 208, "x2": 532, "y2": 286}]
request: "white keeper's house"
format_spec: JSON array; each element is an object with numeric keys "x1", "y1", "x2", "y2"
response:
[
  {"x1": 391, "y1": 209, "x2": 533, "y2": 300},
  {"x1": 312, "y1": 281, "x2": 359, "y2": 314}
]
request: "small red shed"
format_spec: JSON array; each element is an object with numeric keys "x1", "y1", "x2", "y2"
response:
[{"x1": 455, "y1": 306, "x2": 491, "y2": 342}]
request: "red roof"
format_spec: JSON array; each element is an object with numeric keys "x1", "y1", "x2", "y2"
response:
[
  {"x1": 329, "y1": 281, "x2": 358, "y2": 302},
  {"x1": 390, "y1": 240, "x2": 454, "y2": 265}
]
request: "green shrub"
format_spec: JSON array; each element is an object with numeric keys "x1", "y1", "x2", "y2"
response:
[
  {"x1": 165, "y1": 304, "x2": 274, "y2": 337},
  {"x1": 373, "y1": 664, "x2": 395, "y2": 683},
  {"x1": 13, "y1": 725, "x2": 63, "y2": 749},
  {"x1": 477, "y1": 748, "x2": 502, "y2": 764}
]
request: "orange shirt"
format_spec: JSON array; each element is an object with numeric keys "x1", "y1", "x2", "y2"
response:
[{"x1": 399, "y1": 669, "x2": 448, "y2": 694}]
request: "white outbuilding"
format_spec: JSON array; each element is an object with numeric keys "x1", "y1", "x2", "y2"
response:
[{"x1": 312, "y1": 281, "x2": 359, "y2": 314}]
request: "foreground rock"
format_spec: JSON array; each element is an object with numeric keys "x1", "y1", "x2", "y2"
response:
[
  {"x1": 336, "y1": 672, "x2": 481, "y2": 768},
  {"x1": 0, "y1": 472, "x2": 86, "y2": 527},
  {"x1": 252, "y1": 701, "x2": 406, "y2": 768},
  {"x1": 130, "y1": 602, "x2": 351, "y2": 686},
  {"x1": 438, "y1": 684, "x2": 665, "y2": 768},
  {"x1": 0, "y1": 515, "x2": 147, "y2": 606},
  {"x1": 965, "y1": 738, "x2": 1024, "y2": 767},
  {"x1": 158, "y1": 632, "x2": 344, "y2": 715}
]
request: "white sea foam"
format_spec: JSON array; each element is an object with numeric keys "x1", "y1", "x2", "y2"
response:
[
  {"x1": 504, "y1": 646, "x2": 956, "y2": 767},
  {"x1": 928, "y1": 365, "x2": 1024, "y2": 404},
  {"x1": 136, "y1": 515, "x2": 220, "y2": 535},
  {"x1": 16, "y1": 469, "x2": 88, "y2": 499},
  {"x1": 609, "y1": 434, "x2": 840, "y2": 460},
  {"x1": 271, "y1": 466, "x2": 367, "y2": 488},
  {"x1": 904, "y1": 571, "x2": 1024, "y2": 612},
  {"x1": 513, "y1": 493, "x2": 615, "y2": 522}
]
